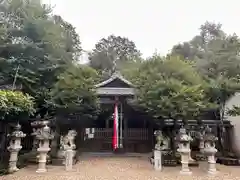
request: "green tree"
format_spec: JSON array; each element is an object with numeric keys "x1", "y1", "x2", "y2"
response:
[
  {"x1": 171, "y1": 21, "x2": 226, "y2": 60},
  {"x1": 170, "y1": 21, "x2": 240, "y2": 118},
  {"x1": 0, "y1": 0, "x2": 82, "y2": 117},
  {"x1": 129, "y1": 56, "x2": 210, "y2": 123},
  {"x1": 89, "y1": 35, "x2": 141, "y2": 77},
  {"x1": 171, "y1": 21, "x2": 240, "y2": 155},
  {"x1": 51, "y1": 64, "x2": 100, "y2": 124},
  {"x1": 53, "y1": 15, "x2": 82, "y2": 61},
  {"x1": 0, "y1": 90, "x2": 35, "y2": 122}
]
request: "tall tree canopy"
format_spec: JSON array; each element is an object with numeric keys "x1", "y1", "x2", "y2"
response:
[
  {"x1": 50, "y1": 64, "x2": 100, "y2": 123},
  {"x1": 171, "y1": 21, "x2": 240, "y2": 119},
  {"x1": 0, "y1": 0, "x2": 82, "y2": 87},
  {"x1": 0, "y1": 0, "x2": 82, "y2": 117},
  {"x1": 128, "y1": 56, "x2": 211, "y2": 123},
  {"x1": 89, "y1": 35, "x2": 141, "y2": 77}
]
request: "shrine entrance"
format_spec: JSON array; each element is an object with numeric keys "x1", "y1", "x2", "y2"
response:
[{"x1": 78, "y1": 72, "x2": 153, "y2": 153}]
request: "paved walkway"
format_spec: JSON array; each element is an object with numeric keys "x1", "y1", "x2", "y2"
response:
[{"x1": 1, "y1": 157, "x2": 240, "y2": 180}]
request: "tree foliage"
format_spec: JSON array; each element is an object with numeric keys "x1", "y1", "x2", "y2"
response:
[
  {"x1": 171, "y1": 21, "x2": 240, "y2": 119},
  {"x1": 0, "y1": 90, "x2": 35, "y2": 120},
  {"x1": 51, "y1": 65, "x2": 100, "y2": 120},
  {"x1": 0, "y1": 0, "x2": 82, "y2": 117},
  {"x1": 129, "y1": 56, "x2": 211, "y2": 121},
  {"x1": 89, "y1": 35, "x2": 141, "y2": 77},
  {"x1": 1, "y1": 0, "x2": 240, "y2": 131},
  {"x1": 227, "y1": 105, "x2": 240, "y2": 116}
]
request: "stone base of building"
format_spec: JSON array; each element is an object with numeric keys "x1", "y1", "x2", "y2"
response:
[
  {"x1": 113, "y1": 148, "x2": 125, "y2": 154},
  {"x1": 217, "y1": 157, "x2": 240, "y2": 166}
]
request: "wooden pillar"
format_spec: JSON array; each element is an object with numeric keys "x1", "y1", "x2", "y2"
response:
[
  {"x1": 226, "y1": 126, "x2": 234, "y2": 154},
  {"x1": 148, "y1": 121, "x2": 154, "y2": 151},
  {"x1": 124, "y1": 117, "x2": 128, "y2": 151},
  {"x1": 106, "y1": 119, "x2": 109, "y2": 128}
]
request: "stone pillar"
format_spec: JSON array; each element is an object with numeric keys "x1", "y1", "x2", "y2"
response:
[
  {"x1": 154, "y1": 149, "x2": 162, "y2": 171},
  {"x1": 65, "y1": 147, "x2": 73, "y2": 171},
  {"x1": 36, "y1": 124, "x2": 54, "y2": 173},
  {"x1": 176, "y1": 128, "x2": 193, "y2": 175},
  {"x1": 203, "y1": 126, "x2": 218, "y2": 175},
  {"x1": 7, "y1": 124, "x2": 26, "y2": 173}
]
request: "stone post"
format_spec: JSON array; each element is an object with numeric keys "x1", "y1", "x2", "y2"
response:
[
  {"x1": 7, "y1": 124, "x2": 26, "y2": 173},
  {"x1": 36, "y1": 124, "x2": 54, "y2": 173},
  {"x1": 153, "y1": 130, "x2": 163, "y2": 171},
  {"x1": 176, "y1": 127, "x2": 193, "y2": 175},
  {"x1": 65, "y1": 146, "x2": 73, "y2": 171},
  {"x1": 153, "y1": 149, "x2": 162, "y2": 171},
  {"x1": 203, "y1": 126, "x2": 218, "y2": 175}
]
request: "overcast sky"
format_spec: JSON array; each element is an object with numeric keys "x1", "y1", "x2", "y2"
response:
[{"x1": 43, "y1": 0, "x2": 239, "y2": 58}]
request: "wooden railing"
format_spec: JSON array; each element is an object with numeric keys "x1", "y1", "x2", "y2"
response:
[
  {"x1": 93, "y1": 128, "x2": 113, "y2": 139},
  {"x1": 127, "y1": 128, "x2": 148, "y2": 140},
  {"x1": 86, "y1": 128, "x2": 148, "y2": 141}
]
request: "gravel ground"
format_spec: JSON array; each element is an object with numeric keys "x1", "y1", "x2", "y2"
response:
[{"x1": 1, "y1": 157, "x2": 240, "y2": 180}]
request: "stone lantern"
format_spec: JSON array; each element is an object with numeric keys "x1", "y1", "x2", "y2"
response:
[
  {"x1": 36, "y1": 124, "x2": 54, "y2": 173},
  {"x1": 31, "y1": 116, "x2": 49, "y2": 148},
  {"x1": 7, "y1": 124, "x2": 26, "y2": 173},
  {"x1": 203, "y1": 126, "x2": 218, "y2": 174},
  {"x1": 29, "y1": 116, "x2": 50, "y2": 163},
  {"x1": 176, "y1": 127, "x2": 193, "y2": 175}
]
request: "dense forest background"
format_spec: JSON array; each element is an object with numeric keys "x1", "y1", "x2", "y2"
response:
[{"x1": 1, "y1": 0, "x2": 240, "y2": 125}]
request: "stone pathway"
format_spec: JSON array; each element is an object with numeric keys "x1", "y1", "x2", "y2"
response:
[{"x1": 1, "y1": 157, "x2": 240, "y2": 180}]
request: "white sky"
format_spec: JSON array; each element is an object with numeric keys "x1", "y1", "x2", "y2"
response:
[{"x1": 43, "y1": 0, "x2": 240, "y2": 58}]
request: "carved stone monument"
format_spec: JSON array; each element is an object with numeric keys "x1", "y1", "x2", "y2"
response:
[
  {"x1": 176, "y1": 127, "x2": 193, "y2": 175},
  {"x1": 7, "y1": 124, "x2": 26, "y2": 173},
  {"x1": 66, "y1": 130, "x2": 77, "y2": 155},
  {"x1": 36, "y1": 124, "x2": 54, "y2": 173},
  {"x1": 154, "y1": 130, "x2": 170, "y2": 151},
  {"x1": 203, "y1": 126, "x2": 218, "y2": 174},
  {"x1": 57, "y1": 130, "x2": 77, "y2": 165}
]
